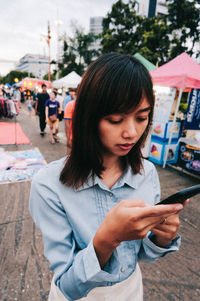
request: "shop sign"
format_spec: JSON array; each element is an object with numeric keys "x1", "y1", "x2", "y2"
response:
[{"x1": 184, "y1": 89, "x2": 200, "y2": 130}]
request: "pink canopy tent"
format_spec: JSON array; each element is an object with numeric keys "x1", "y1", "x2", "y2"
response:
[
  {"x1": 150, "y1": 52, "x2": 200, "y2": 89},
  {"x1": 150, "y1": 53, "x2": 200, "y2": 167}
]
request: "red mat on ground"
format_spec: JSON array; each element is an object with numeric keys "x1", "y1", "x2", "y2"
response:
[{"x1": 0, "y1": 122, "x2": 30, "y2": 145}]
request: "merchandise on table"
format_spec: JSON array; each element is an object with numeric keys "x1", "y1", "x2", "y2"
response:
[
  {"x1": 0, "y1": 148, "x2": 46, "y2": 184},
  {"x1": 178, "y1": 142, "x2": 200, "y2": 175}
]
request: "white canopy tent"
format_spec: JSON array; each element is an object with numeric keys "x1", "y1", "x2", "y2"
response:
[{"x1": 53, "y1": 71, "x2": 82, "y2": 89}]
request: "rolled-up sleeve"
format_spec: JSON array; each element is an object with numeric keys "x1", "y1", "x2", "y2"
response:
[{"x1": 138, "y1": 234, "x2": 181, "y2": 263}]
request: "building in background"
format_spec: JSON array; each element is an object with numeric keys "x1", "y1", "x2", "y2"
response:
[
  {"x1": 15, "y1": 54, "x2": 49, "y2": 79},
  {"x1": 89, "y1": 17, "x2": 103, "y2": 51},
  {"x1": 156, "y1": 0, "x2": 168, "y2": 16},
  {"x1": 90, "y1": 17, "x2": 103, "y2": 35},
  {"x1": 135, "y1": 0, "x2": 167, "y2": 17}
]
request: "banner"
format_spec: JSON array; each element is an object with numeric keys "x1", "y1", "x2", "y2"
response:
[
  {"x1": 153, "y1": 87, "x2": 176, "y2": 122},
  {"x1": 184, "y1": 89, "x2": 200, "y2": 130}
]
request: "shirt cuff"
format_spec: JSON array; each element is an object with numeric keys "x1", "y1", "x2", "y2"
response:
[
  {"x1": 142, "y1": 233, "x2": 181, "y2": 260},
  {"x1": 82, "y1": 240, "x2": 120, "y2": 282}
]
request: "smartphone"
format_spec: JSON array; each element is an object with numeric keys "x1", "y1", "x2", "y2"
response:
[{"x1": 156, "y1": 184, "x2": 200, "y2": 205}]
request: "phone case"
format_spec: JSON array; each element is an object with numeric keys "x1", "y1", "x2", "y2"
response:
[{"x1": 156, "y1": 184, "x2": 200, "y2": 205}]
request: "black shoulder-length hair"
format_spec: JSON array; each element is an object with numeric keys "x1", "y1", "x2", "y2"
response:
[{"x1": 60, "y1": 53, "x2": 154, "y2": 188}]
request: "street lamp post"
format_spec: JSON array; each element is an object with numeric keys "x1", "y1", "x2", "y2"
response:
[{"x1": 46, "y1": 21, "x2": 51, "y2": 82}]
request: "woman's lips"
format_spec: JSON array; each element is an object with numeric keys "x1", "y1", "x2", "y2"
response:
[{"x1": 118, "y1": 143, "x2": 134, "y2": 150}]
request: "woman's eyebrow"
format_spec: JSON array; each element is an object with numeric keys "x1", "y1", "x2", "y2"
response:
[{"x1": 137, "y1": 106, "x2": 151, "y2": 113}]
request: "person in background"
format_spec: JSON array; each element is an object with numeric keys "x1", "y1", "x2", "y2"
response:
[
  {"x1": 54, "y1": 89, "x2": 64, "y2": 122},
  {"x1": 35, "y1": 84, "x2": 49, "y2": 136},
  {"x1": 64, "y1": 97, "x2": 76, "y2": 152},
  {"x1": 32, "y1": 88, "x2": 38, "y2": 109},
  {"x1": 63, "y1": 90, "x2": 71, "y2": 111},
  {"x1": 64, "y1": 88, "x2": 77, "y2": 151},
  {"x1": 13, "y1": 87, "x2": 21, "y2": 102},
  {"x1": 26, "y1": 95, "x2": 33, "y2": 116},
  {"x1": 63, "y1": 88, "x2": 76, "y2": 111},
  {"x1": 45, "y1": 91, "x2": 61, "y2": 144},
  {"x1": 20, "y1": 87, "x2": 25, "y2": 103},
  {"x1": 29, "y1": 53, "x2": 188, "y2": 301}
]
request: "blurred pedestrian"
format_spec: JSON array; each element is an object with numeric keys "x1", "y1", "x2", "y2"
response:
[
  {"x1": 13, "y1": 87, "x2": 21, "y2": 102},
  {"x1": 35, "y1": 84, "x2": 49, "y2": 136},
  {"x1": 53, "y1": 88, "x2": 64, "y2": 122},
  {"x1": 64, "y1": 98, "x2": 76, "y2": 152},
  {"x1": 45, "y1": 91, "x2": 61, "y2": 144},
  {"x1": 29, "y1": 53, "x2": 187, "y2": 301},
  {"x1": 63, "y1": 88, "x2": 76, "y2": 111},
  {"x1": 20, "y1": 87, "x2": 25, "y2": 103},
  {"x1": 26, "y1": 95, "x2": 33, "y2": 116},
  {"x1": 63, "y1": 90, "x2": 71, "y2": 111},
  {"x1": 64, "y1": 88, "x2": 77, "y2": 151}
]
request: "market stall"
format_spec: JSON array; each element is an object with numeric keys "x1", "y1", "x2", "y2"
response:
[
  {"x1": 22, "y1": 77, "x2": 52, "y2": 89},
  {"x1": 177, "y1": 89, "x2": 200, "y2": 176},
  {"x1": 149, "y1": 52, "x2": 200, "y2": 175},
  {"x1": 52, "y1": 71, "x2": 82, "y2": 89}
]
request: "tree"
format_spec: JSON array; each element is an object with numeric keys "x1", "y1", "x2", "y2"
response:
[
  {"x1": 101, "y1": 0, "x2": 200, "y2": 65},
  {"x1": 101, "y1": 0, "x2": 143, "y2": 54},
  {"x1": 58, "y1": 26, "x2": 99, "y2": 77},
  {"x1": 43, "y1": 71, "x2": 56, "y2": 81},
  {"x1": 166, "y1": 0, "x2": 200, "y2": 59},
  {"x1": 137, "y1": 15, "x2": 170, "y2": 65},
  {"x1": 1, "y1": 70, "x2": 35, "y2": 85}
]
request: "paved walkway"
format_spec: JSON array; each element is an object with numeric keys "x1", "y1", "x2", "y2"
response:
[{"x1": 0, "y1": 104, "x2": 199, "y2": 300}]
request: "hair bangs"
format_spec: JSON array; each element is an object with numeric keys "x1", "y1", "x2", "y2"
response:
[{"x1": 90, "y1": 56, "x2": 153, "y2": 120}]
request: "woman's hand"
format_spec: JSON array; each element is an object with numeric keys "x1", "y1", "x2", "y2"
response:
[
  {"x1": 150, "y1": 199, "x2": 189, "y2": 247},
  {"x1": 93, "y1": 199, "x2": 184, "y2": 268}
]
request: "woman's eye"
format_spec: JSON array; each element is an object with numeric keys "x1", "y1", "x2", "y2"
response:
[
  {"x1": 108, "y1": 119, "x2": 123, "y2": 124},
  {"x1": 137, "y1": 117, "x2": 148, "y2": 122}
]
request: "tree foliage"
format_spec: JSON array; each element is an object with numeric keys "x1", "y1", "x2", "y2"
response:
[
  {"x1": 137, "y1": 15, "x2": 170, "y2": 65},
  {"x1": 101, "y1": 0, "x2": 143, "y2": 54},
  {"x1": 166, "y1": 0, "x2": 200, "y2": 59},
  {"x1": 101, "y1": 0, "x2": 200, "y2": 64},
  {"x1": 0, "y1": 70, "x2": 35, "y2": 85},
  {"x1": 58, "y1": 27, "x2": 99, "y2": 77}
]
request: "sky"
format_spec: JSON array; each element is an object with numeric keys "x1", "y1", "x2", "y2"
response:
[{"x1": 0, "y1": 0, "x2": 117, "y2": 75}]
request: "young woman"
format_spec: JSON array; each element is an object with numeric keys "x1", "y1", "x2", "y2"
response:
[
  {"x1": 45, "y1": 91, "x2": 61, "y2": 144},
  {"x1": 29, "y1": 53, "x2": 187, "y2": 301}
]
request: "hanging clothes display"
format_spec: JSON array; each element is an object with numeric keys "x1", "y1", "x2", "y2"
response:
[{"x1": 0, "y1": 98, "x2": 19, "y2": 118}]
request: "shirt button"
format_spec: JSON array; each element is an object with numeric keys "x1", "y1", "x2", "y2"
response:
[
  {"x1": 120, "y1": 267, "x2": 126, "y2": 273},
  {"x1": 109, "y1": 193, "x2": 113, "y2": 197}
]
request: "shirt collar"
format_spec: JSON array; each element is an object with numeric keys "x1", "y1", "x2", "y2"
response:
[
  {"x1": 119, "y1": 165, "x2": 144, "y2": 190},
  {"x1": 76, "y1": 164, "x2": 145, "y2": 192},
  {"x1": 75, "y1": 173, "x2": 100, "y2": 191}
]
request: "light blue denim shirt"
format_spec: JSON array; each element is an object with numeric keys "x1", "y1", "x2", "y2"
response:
[{"x1": 29, "y1": 157, "x2": 181, "y2": 301}]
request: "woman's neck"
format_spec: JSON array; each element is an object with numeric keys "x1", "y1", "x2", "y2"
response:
[{"x1": 101, "y1": 156, "x2": 124, "y2": 189}]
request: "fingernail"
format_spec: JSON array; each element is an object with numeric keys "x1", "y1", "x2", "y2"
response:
[{"x1": 175, "y1": 205, "x2": 183, "y2": 211}]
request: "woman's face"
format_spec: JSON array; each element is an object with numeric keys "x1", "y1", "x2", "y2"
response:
[
  {"x1": 98, "y1": 96, "x2": 151, "y2": 160},
  {"x1": 50, "y1": 93, "x2": 56, "y2": 100}
]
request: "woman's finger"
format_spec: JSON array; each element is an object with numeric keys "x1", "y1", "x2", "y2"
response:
[{"x1": 127, "y1": 203, "x2": 183, "y2": 219}]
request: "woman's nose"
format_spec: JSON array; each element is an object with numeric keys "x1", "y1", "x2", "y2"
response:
[{"x1": 122, "y1": 120, "x2": 137, "y2": 138}]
